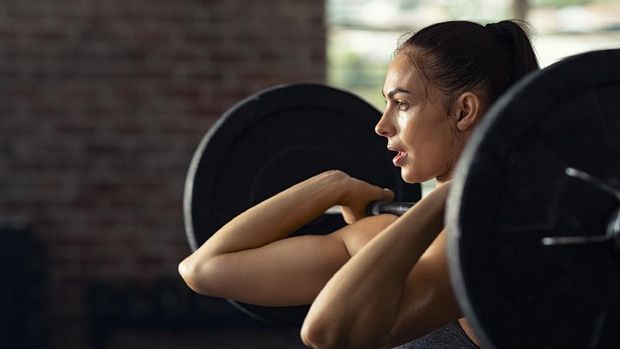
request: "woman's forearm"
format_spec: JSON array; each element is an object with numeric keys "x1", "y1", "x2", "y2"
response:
[
  {"x1": 190, "y1": 170, "x2": 351, "y2": 258},
  {"x1": 301, "y1": 184, "x2": 449, "y2": 349}
]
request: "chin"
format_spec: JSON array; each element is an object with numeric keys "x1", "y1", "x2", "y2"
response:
[
  {"x1": 401, "y1": 166, "x2": 432, "y2": 184},
  {"x1": 400, "y1": 169, "x2": 421, "y2": 184}
]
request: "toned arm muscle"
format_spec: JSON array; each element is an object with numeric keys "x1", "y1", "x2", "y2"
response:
[
  {"x1": 191, "y1": 233, "x2": 348, "y2": 305},
  {"x1": 301, "y1": 182, "x2": 460, "y2": 349},
  {"x1": 383, "y1": 232, "x2": 461, "y2": 346},
  {"x1": 184, "y1": 214, "x2": 398, "y2": 306},
  {"x1": 178, "y1": 170, "x2": 395, "y2": 306}
]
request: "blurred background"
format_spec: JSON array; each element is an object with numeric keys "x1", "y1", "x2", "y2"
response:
[{"x1": 0, "y1": 0, "x2": 618, "y2": 348}]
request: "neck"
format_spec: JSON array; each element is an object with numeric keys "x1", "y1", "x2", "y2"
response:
[{"x1": 435, "y1": 172, "x2": 454, "y2": 186}]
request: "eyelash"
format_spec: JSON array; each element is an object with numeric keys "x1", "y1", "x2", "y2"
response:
[
  {"x1": 395, "y1": 100, "x2": 409, "y2": 111},
  {"x1": 384, "y1": 99, "x2": 409, "y2": 111}
]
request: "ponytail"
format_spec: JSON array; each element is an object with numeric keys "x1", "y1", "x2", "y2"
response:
[{"x1": 485, "y1": 20, "x2": 539, "y2": 95}]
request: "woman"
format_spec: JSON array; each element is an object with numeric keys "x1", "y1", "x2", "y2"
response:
[{"x1": 179, "y1": 20, "x2": 539, "y2": 348}]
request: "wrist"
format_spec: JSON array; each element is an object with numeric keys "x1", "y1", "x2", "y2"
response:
[
  {"x1": 328, "y1": 171, "x2": 356, "y2": 206},
  {"x1": 303, "y1": 170, "x2": 352, "y2": 206}
]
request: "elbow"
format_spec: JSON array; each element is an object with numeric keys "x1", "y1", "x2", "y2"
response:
[
  {"x1": 301, "y1": 315, "x2": 366, "y2": 349},
  {"x1": 178, "y1": 256, "x2": 213, "y2": 296},
  {"x1": 301, "y1": 317, "x2": 342, "y2": 349},
  {"x1": 301, "y1": 311, "x2": 396, "y2": 349},
  {"x1": 301, "y1": 308, "x2": 431, "y2": 349}
]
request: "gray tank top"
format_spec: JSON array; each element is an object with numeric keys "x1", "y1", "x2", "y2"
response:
[{"x1": 392, "y1": 321, "x2": 481, "y2": 349}]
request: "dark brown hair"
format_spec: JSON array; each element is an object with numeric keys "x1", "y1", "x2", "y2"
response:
[{"x1": 398, "y1": 20, "x2": 540, "y2": 109}]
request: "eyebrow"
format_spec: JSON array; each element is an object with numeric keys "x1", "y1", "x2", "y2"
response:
[{"x1": 382, "y1": 88, "x2": 412, "y2": 98}]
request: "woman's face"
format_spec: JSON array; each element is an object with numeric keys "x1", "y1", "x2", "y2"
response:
[{"x1": 375, "y1": 52, "x2": 462, "y2": 184}]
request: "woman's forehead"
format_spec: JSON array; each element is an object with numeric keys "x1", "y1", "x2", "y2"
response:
[
  {"x1": 384, "y1": 52, "x2": 449, "y2": 106},
  {"x1": 384, "y1": 53, "x2": 430, "y2": 97},
  {"x1": 384, "y1": 55, "x2": 419, "y2": 90}
]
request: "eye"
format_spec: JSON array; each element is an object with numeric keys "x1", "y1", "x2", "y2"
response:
[{"x1": 396, "y1": 100, "x2": 409, "y2": 111}]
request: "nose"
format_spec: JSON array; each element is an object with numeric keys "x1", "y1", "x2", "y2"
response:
[{"x1": 375, "y1": 111, "x2": 395, "y2": 138}]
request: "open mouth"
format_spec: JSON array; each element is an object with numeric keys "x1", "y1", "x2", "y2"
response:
[{"x1": 393, "y1": 151, "x2": 406, "y2": 166}]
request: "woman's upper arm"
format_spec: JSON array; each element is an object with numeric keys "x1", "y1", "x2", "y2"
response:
[
  {"x1": 195, "y1": 233, "x2": 349, "y2": 305},
  {"x1": 382, "y1": 230, "x2": 462, "y2": 347},
  {"x1": 179, "y1": 214, "x2": 397, "y2": 306}
]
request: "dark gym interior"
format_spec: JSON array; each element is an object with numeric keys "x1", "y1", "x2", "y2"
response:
[
  {"x1": 0, "y1": 1, "x2": 323, "y2": 348},
  {"x1": 2, "y1": 1, "x2": 619, "y2": 349}
]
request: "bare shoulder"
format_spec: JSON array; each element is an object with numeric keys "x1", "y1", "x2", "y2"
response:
[{"x1": 335, "y1": 214, "x2": 399, "y2": 256}]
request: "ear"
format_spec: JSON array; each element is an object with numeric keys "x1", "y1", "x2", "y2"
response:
[{"x1": 453, "y1": 92, "x2": 482, "y2": 132}]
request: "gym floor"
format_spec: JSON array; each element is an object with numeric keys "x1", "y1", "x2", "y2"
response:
[
  {"x1": 103, "y1": 327, "x2": 306, "y2": 349},
  {"x1": 84, "y1": 277, "x2": 308, "y2": 349}
]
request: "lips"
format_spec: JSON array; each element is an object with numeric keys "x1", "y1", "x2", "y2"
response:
[
  {"x1": 388, "y1": 144, "x2": 407, "y2": 166},
  {"x1": 392, "y1": 151, "x2": 406, "y2": 166}
]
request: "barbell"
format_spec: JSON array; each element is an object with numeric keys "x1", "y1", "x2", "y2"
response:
[
  {"x1": 183, "y1": 48, "x2": 620, "y2": 349},
  {"x1": 183, "y1": 81, "x2": 422, "y2": 326}
]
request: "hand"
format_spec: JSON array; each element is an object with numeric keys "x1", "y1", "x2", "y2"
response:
[{"x1": 339, "y1": 175, "x2": 394, "y2": 224}]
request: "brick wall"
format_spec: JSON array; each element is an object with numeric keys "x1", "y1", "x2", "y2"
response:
[{"x1": 0, "y1": 1, "x2": 325, "y2": 347}]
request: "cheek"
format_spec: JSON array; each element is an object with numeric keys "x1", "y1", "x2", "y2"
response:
[
  {"x1": 400, "y1": 115, "x2": 445, "y2": 153},
  {"x1": 402, "y1": 119, "x2": 454, "y2": 172}
]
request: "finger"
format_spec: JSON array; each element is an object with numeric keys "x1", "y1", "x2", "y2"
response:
[
  {"x1": 352, "y1": 207, "x2": 368, "y2": 221},
  {"x1": 382, "y1": 188, "x2": 395, "y2": 202},
  {"x1": 344, "y1": 200, "x2": 368, "y2": 222},
  {"x1": 340, "y1": 206, "x2": 356, "y2": 224}
]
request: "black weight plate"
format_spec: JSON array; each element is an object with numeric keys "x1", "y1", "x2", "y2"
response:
[
  {"x1": 184, "y1": 83, "x2": 421, "y2": 325},
  {"x1": 448, "y1": 49, "x2": 620, "y2": 349}
]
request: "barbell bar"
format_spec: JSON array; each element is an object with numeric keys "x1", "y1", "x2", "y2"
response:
[{"x1": 322, "y1": 201, "x2": 416, "y2": 216}]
